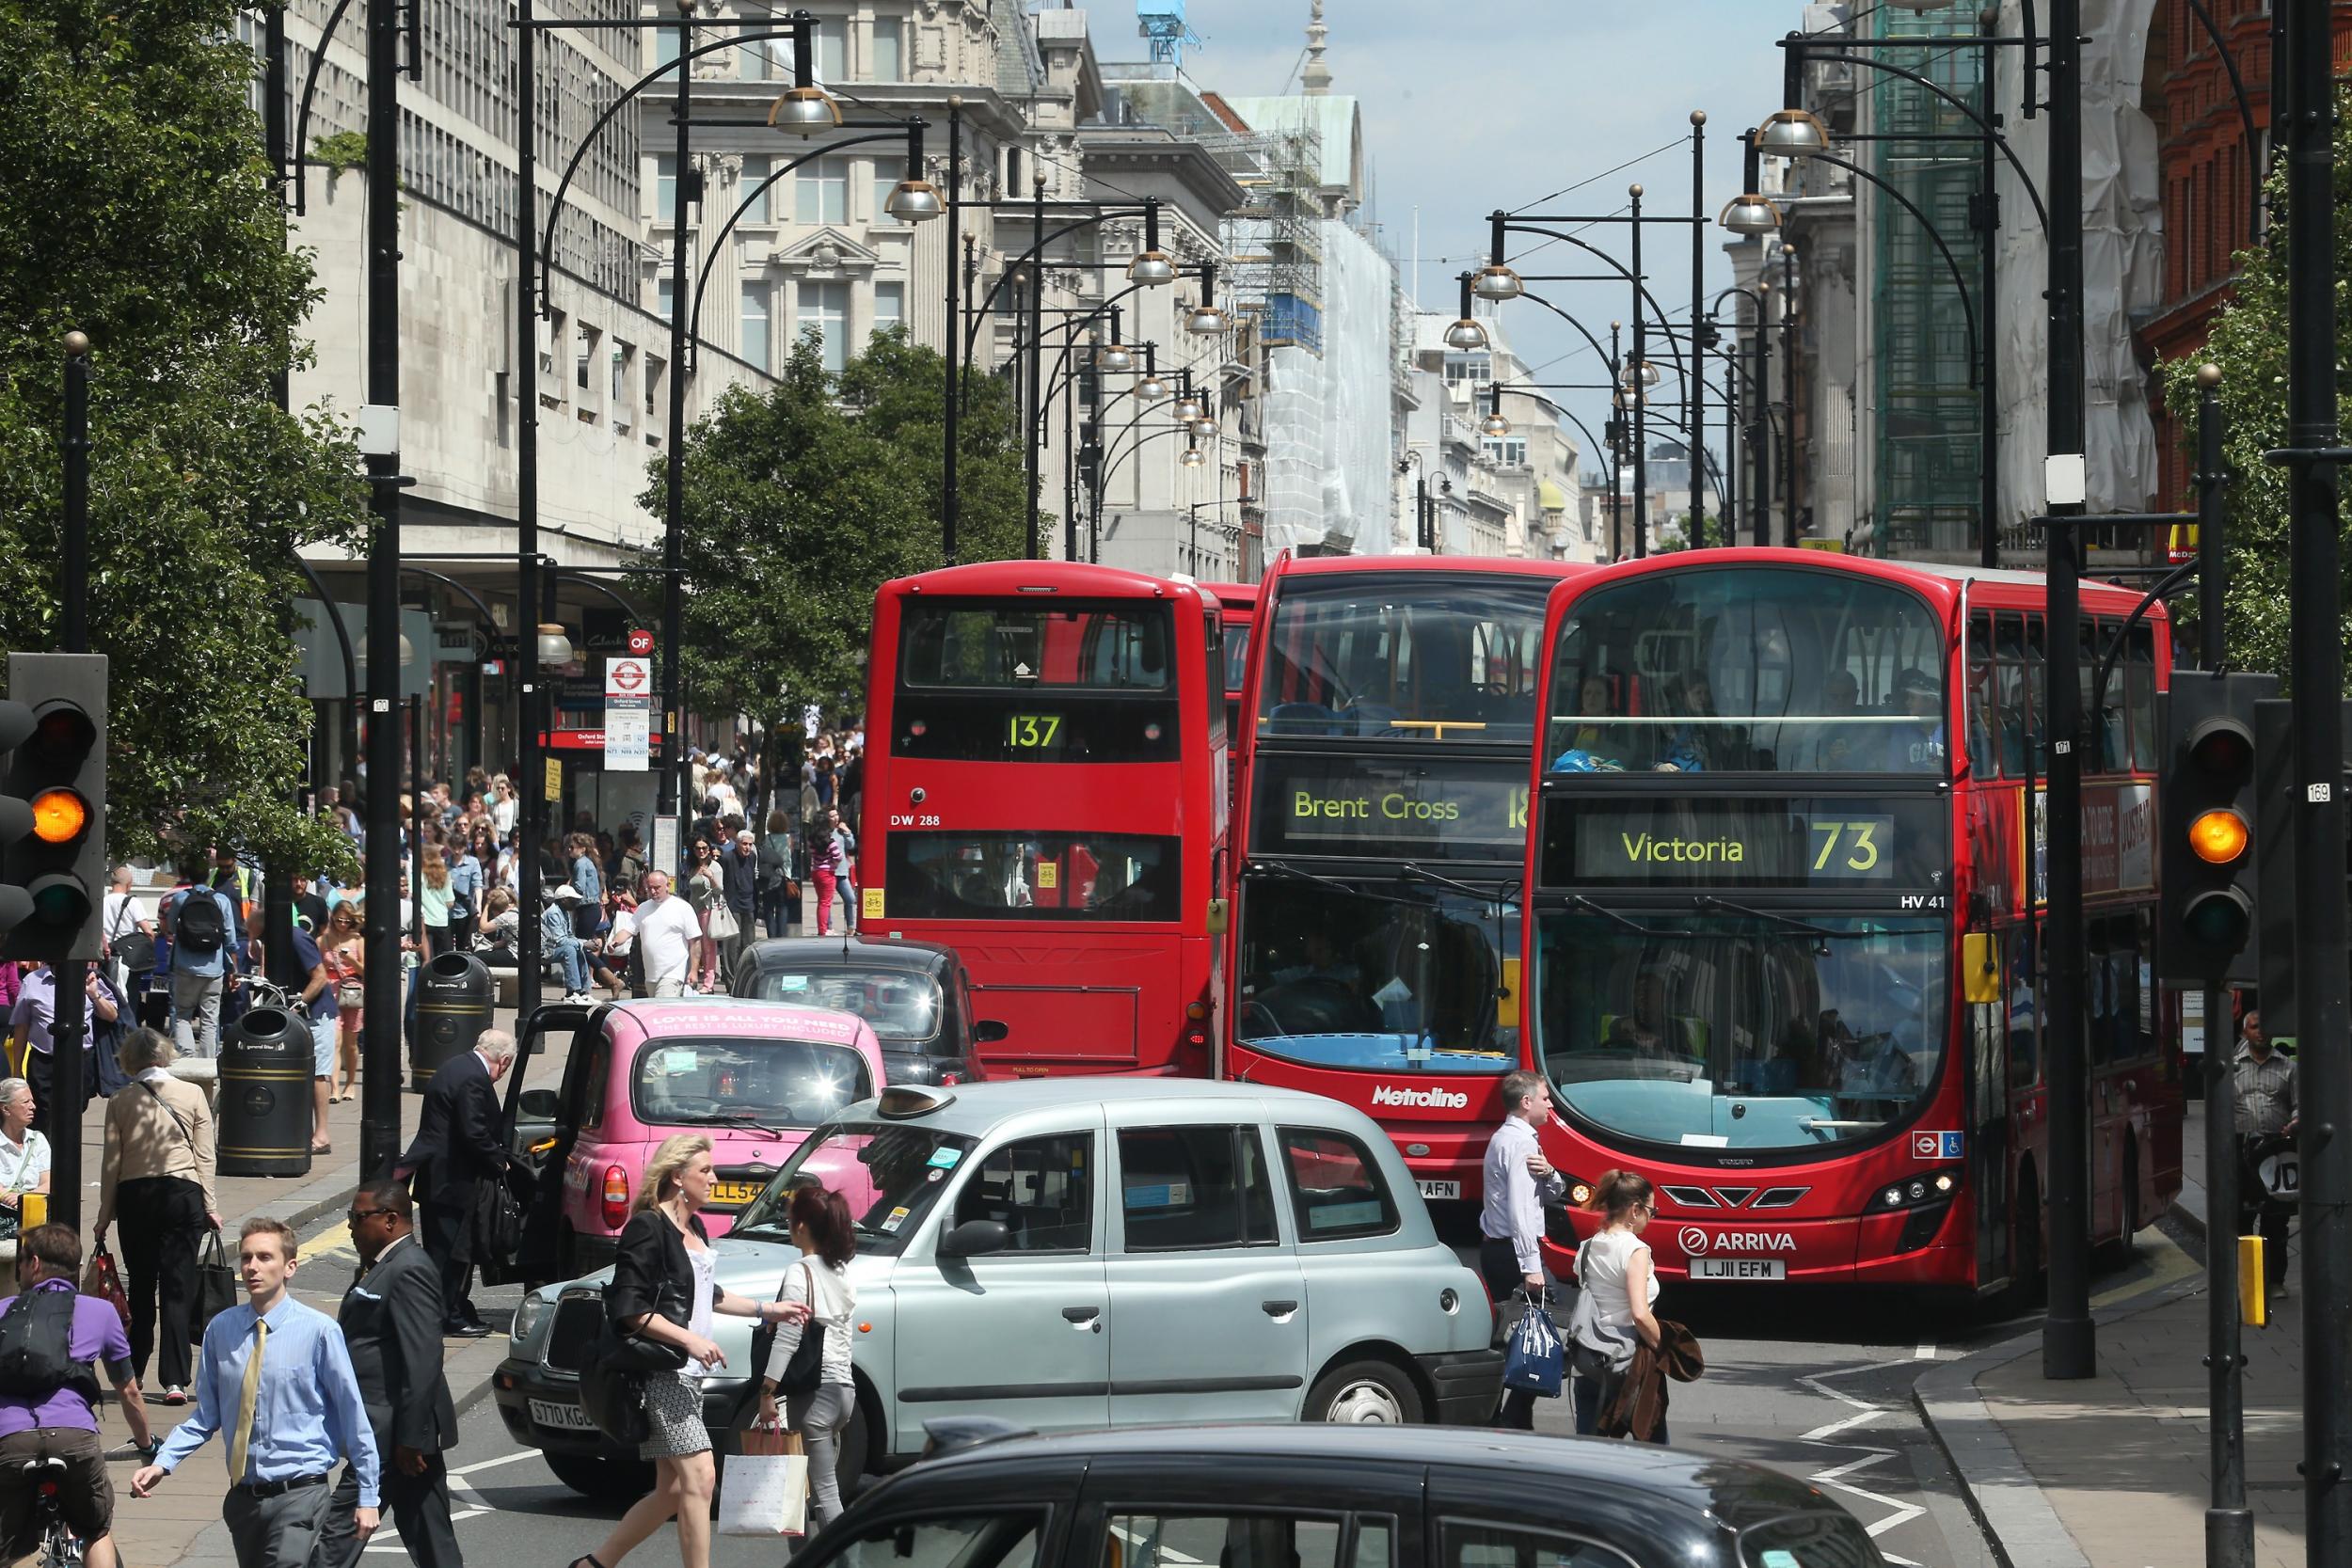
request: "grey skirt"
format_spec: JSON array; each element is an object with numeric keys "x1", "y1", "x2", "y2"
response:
[{"x1": 639, "y1": 1373, "x2": 712, "y2": 1460}]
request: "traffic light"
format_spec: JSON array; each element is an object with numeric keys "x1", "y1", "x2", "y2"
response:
[
  {"x1": 2156, "y1": 672, "x2": 2276, "y2": 986},
  {"x1": 0, "y1": 654, "x2": 107, "y2": 964}
]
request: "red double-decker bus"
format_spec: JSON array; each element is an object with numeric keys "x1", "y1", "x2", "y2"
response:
[
  {"x1": 1226, "y1": 555, "x2": 1586, "y2": 1205},
  {"x1": 1202, "y1": 581, "x2": 1260, "y2": 737},
  {"x1": 858, "y1": 562, "x2": 1227, "y2": 1079},
  {"x1": 1523, "y1": 549, "x2": 2182, "y2": 1297}
]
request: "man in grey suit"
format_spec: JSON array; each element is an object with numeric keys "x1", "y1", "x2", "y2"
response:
[{"x1": 313, "y1": 1180, "x2": 463, "y2": 1568}]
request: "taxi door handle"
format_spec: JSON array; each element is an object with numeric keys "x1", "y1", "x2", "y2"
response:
[
  {"x1": 1061, "y1": 1306, "x2": 1101, "y2": 1326},
  {"x1": 1262, "y1": 1300, "x2": 1298, "y2": 1318}
]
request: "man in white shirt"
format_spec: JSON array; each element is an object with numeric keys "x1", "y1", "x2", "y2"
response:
[
  {"x1": 1478, "y1": 1069, "x2": 1565, "y2": 1431},
  {"x1": 631, "y1": 871, "x2": 704, "y2": 998}
]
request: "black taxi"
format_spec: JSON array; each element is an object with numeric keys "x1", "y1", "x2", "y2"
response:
[
  {"x1": 732, "y1": 934, "x2": 1006, "y2": 1085},
  {"x1": 796, "y1": 1423, "x2": 1883, "y2": 1568}
]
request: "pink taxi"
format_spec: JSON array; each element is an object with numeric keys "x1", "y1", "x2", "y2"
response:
[{"x1": 489, "y1": 998, "x2": 887, "y2": 1285}]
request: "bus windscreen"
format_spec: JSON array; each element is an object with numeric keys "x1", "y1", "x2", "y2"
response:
[{"x1": 1257, "y1": 576, "x2": 1550, "y2": 743}]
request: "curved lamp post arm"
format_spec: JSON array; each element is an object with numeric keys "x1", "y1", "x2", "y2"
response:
[
  {"x1": 1098, "y1": 420, "x2": 1200, "y2": 490},
  {"x1": 548, "y1": 564, "x2": 653, "y2": 623},
  {"x1": 1798, "y1": 49, "x2": 2051, "y2": 235},
  {"x1": 686, "y1": 125, "x2": 909, "y2": 372},
  {"x1": 1807, "y1": 150, "x2": 1981, "y2": 388},
  {"x1": 1497, "y1": 222, "x2": 1690, "y2": 397},
  {"x1": 2178, "y1": 0, "x2": 2266, "y2": 243},
  {"x1": 291, "y1": 0, "x2": 363, "y2": 215},
  {"x1": 399, "y1": 564, "x2": 501, "y2": 633},
  {"x1": 541, "y1": 26, "x2": 823, "y2": 305},
  {"x1": 961, "y1": 207, "x2": 1152, "y2": 364},
  {"x1": 290, "y1": 556, "x2": 359, "y2": 765}
]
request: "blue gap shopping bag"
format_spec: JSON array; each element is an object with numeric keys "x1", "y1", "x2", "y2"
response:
[{"x1": 1502, "y1": 1289, "x2": 1565, "y2": 1398}]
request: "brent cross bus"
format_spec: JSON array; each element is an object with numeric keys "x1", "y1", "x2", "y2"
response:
[
  {"x1": 1522, "y1": 549, "x2": 2182, "y2": 1297},
  {"x1": 858, "y1": 562, "x2": 1228, "y2": 1079},
  {"x1": 1226, "y1": 555, "x2": 1587, "y2": 1205}
]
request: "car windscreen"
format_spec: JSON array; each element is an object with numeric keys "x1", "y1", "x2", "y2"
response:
[
  {"x1": 628, "y1": 1036, "x2": 874, "y2": 1131},
  {"x1": 743, "y1": 968, "x2": 946, "y2": 1047},
  {"x1": 734, "y1": 1119, "x2": 977, "y2": 1256}
]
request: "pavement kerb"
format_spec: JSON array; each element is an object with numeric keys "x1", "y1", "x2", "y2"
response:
[{"x1": 1910, "y1": 1227, "x2": 2213, "y2": 1568}]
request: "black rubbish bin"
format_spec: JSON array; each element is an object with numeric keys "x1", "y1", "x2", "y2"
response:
[
  {"x1": 216, "y1": 1007, "x2": 314, "y2": 1179},
  {"x1": 410, "y1": 952, "x2": 495, "y2": 1090}
]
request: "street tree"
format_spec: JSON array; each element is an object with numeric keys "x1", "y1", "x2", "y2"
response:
[
  {"x1": 0, "y1": 0, "x2": 366, "y2": 876},
  {"x1": 2154, "y1": 82, "x2": 2352, "y2": 685},
  {"x1": 659, "y1": 327, "x2": 1030, "y2": 789}
]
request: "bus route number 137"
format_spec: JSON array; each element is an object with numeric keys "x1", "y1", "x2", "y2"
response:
[
  {"x1": 1806, "y1": 816, "x2": 1893, "y2": 879},
  {"x1": 1005, "y1": 714, "x2": 1063, "y2": 749}
]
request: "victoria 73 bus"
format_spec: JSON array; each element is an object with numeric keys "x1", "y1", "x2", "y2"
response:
[
  {"x1": 1226, "y1": 555, "x2": 1586, "y2": 1203},
  {"x1": 858, "y1": 562, "x2": 1228, "y2": 1079},
  {"x1": 1522, "y1": 549, "x2": 2182, "y2": 1296}
]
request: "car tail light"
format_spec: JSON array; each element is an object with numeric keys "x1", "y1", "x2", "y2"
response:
[
  {"x1": 601, "y1": 1164, "x2": 629, "y2": 1230},
  {"x1": 940, "y1": 1071, "x2": 962, "y2": 1086}
]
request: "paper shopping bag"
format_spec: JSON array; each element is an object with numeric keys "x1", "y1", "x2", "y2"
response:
[{"x1": 720, "y1": 1427, "x2": 810, "y2": 1537}]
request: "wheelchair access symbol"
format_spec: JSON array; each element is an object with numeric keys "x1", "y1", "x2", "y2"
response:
[{"x1": 1913, "y1": 1131, "x2": 1963, "y2": 1160}]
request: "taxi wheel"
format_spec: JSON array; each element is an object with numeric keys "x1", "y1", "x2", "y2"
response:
[
  {"x1": 546, "y1": 1452, "x2": 654, "y2": 1499},
  {"x1": 1307, "y1": 1359, "x2": 1423, "y2": 1425}
]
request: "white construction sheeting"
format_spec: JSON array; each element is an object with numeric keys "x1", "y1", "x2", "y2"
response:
[
  {"x1": 1257, "y1": 220, "x2": 1399, "y2": 558},
  {"x1": 1988, "y1": 0, "x2": 2164, "y2": 525}
]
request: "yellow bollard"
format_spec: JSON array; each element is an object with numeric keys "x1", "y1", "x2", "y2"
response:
[
  {"x1": 19, "y1": 1193, "x2": 45, "y2": 1230},
  {"x1": 2238, "y1": 1234, "x2": 2268, "y2": 1327}
]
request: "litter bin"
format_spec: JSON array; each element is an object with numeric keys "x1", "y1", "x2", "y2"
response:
[
  {"x1": 411, "y1": 952, "x2": 495, "y2": 1090},
  {"x1": 216, "y1": 1006, "x2": 313, "y2": 1179}
]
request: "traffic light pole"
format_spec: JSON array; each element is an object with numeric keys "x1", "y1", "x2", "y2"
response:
[{"x1": 52, "y1": 335, "x2": 91, "y2": 1230}]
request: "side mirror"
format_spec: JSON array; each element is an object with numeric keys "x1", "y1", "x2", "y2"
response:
[
  {"x1": 518, "y1": 1087, "x2": 562, "y2": 1121},
  {"x1": 937, "y1": 1219, "x2": 1009, "y2": 1259},
  {"x1": 1205, "y1": 897, "x2": 1230, "y2": 937},
  {"x1": 974, "y1": 1019, "x2": 1010, "y2": 1045}
]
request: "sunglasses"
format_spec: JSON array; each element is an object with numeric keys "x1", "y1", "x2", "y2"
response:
[{"x1": 345, "y1": 1208, "x2": 394, "y2": 1224}]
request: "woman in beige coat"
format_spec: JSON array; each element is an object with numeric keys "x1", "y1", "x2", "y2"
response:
[{"x1": 92, "y1": 1028, "x2": 218, "y2": 1404}]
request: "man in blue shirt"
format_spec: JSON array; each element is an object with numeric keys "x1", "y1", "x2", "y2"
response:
[
  {"x1": 163, "y1": 855, "x2": 239, "y2": 1059},
  {"x1": 132, "y1": 1216, "x2": 379, "y2": 1568}
]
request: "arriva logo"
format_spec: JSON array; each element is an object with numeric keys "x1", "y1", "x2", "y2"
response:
[
  {"x1": 1677, "y1": 1227, "x2": 1797, "y2": 1257},
  {"x1": 1370, "y1": 1085, "x2": 1470, "y2": 1110}
]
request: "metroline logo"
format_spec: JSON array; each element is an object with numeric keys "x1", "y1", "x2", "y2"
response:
[{"x1": 1370, "y1": 1085, "x2": 1470, "y2": 1110}]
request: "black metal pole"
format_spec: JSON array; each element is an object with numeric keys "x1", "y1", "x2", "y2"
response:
[
  {"x1": 1025, "y1": 175, "x2": 1045, "y2": 561},
  {"x1": 359, "y1": 0, "x2": 404, "y2": 1181},
  {"x1": 2042, "y1": 0, "x2": 2095, "y2": 1383},
  {"x1": 2194, "y1": 363, "x2": 2252, "y2": 1568},
  {"x1": 1979, "y1": 34, "x2": 2001, "y2": 570},
  {"x1": 262, "y1": 8, "x2": 300, "y2": 990},
  {"x1": 1752, "y1": 302, "x2": 1770, "y2": 546},
  {"x1": 1689, "y1": 115, "x2": 1707, "y2": 552},
  {"x1": 1416, "y1": 474, "x2": 1429, "y2": 552},
  {"x1": 659, "y1": 1, "x2": 693, "y2": 865},
  {"x1": 1780, "y1": 245, "x2": 1799, "y2": 547},
  {"x1": 1629, "y1": 188, "x2": 1647, "y2": 560},
  {"x1": 516, "y1": 0, "x2": 542, "y2": 1013},
  {"x1": 408, "y1": 692, "x2": 424, "y2": 950},
  {"x1": 50, "y1": 333, "x2": 90, "y2": 1227},
  {"x1": 2282, "y1": 0, "x2": 2351, "y2": 1555},
  {"x1": 942, "y1": 96, "x2": 961, "y2": 564}
]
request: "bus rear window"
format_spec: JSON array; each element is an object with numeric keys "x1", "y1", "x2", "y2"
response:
[
  {"x1": 900, "y1": 601, "x2": 1175, "y2": 690},
  {"x1": 884, "y1": 832, "x2": 1182, "y2": 922},
  {"x1": 1547, "y1": 567, "x2": 1947, "y2": 775}
]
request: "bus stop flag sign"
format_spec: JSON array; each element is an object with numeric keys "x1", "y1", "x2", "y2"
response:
[{"x1": 605, "y1": 657, "x2": 652, "y2": 772}]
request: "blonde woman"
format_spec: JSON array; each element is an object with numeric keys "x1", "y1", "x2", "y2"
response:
[
  {"x1": 576, "y1": 1136, "x2": 808, "y2": 1568},
  {"x1": 419, "y1": 847, "x2": 453, "y2": 958},
  {"x1": 323, "y1": 902, "x2": 365, "y2": 1102}
]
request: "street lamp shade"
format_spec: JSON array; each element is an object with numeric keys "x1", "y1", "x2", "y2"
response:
[
  {"x1": 1443, "y1": 316, "x2": 1489, "y2": 351},
  {"x1": 1097, "y1": 340, "x2": 1136, "y2": 373},
  {"x1": 1189, "y1": 415, "x2": 1218, "y2": 437},
  {"x1": 1756, "y1": 108, "x2": 1830, "y2": 160},
  {"x1": 1137, "y1": 368, "x2": 1169, "y2": 399},
  {"x1": 1622, "y1": 359, "x2": 1661, "y2": 389},
  {"x1": 1471, "y1": 264, "x2": 1524, "y2": 302},
  {"x1": 1719, "y1": 193, "x2": 1782, "y2": 235},
  {"x1": 1480, "y1": 411, "x2": 1511, "y2": 438},
  {"x1": 1127, "y1": 250, "x2": 1178, "y2": 285},
  {"x1": 1172, "y1": 390, "x2": 1204, "y2": 422},
  {"x1": 1180, "y1": 442, "x2": 1206, "y2": 468},
  {"x1": 535, "y1": 623, "x2": 577, "y2": 665},
  {"x1": 768, "y1": 86, "x2": 843, "y2": 135},
  {"x1": 884, "y1": 178, "x2": 945, "y2": 222},
  {"x1": 1185, "y1": 301, "x2": 1228, "y2": 335}
]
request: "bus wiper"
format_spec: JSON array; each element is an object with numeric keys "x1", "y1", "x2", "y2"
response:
[
  {"x1": 1568, "y1": 895, "x2": 1690, "y2": 939},
  {"x1": 1402, "y1": 863, "x2": 1521, "y2": 903},
  {"x1": 1250, "y1": 858, "x2": 1360, "y2": 895},
  {"x1": 1692, "y1": 895, "x2": 1844, "y2": 954}
]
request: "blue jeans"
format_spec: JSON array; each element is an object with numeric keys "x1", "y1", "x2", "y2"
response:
[
  {"x1": 1573, "y1": 1370, "x2": 1667, "y2": 1444},
  {"x1": 549, "y1": 935, "x2": 589, "y2": 992}
]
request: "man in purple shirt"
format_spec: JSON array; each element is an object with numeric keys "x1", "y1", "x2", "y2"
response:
[{"x1": 0, "y1": 1224, "x2": 155, "y2": 1568}]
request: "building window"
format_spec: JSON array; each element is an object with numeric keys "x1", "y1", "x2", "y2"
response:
[
  {"x1": 575, "y1": 319, "x2": 598, "y2": 396},
  {"x1": 801, "y1": 279, "x2": 850, "y2": 372},
  {"x1": 742, "y1": 281, "x2": 771, "y2": 371},
  {"x1": 796, "y1": 155, "x2": 849, "y2": 225},
  {"x1": 737, "y1": 18, "x2": 769, "y2": 78},
  {"x1": 873, "y1": 164, "x2": 902, "y2": 224},
  {"x1": 874, "y1": 281, "x2": 904, "y2": 340},
  {"x1": 1484, "y1": 436, "x2": 1528, "y2": 468},
  {"x1": 656, "y1": 277, "x2": 674, "y2": 321},
  {"x1": 655, "y1": 153, "x2": 676, "y2": 222},
  {"x1": 1442, "y1": 351, "x2": 1490, "y2": 385},
  {"x1": 652, "y1": 21, "x2": 679, "y2": 68},
  {"x1": 816, "y1": 17, "x2": 847, "y2": 81},
  {"x1": 612, "y1": 342, "x2": 634, "y2": 431},
  {"x1": 870, "y1": 18, "x2": 901, "y2": 81},
  {"x1": 741, "y1": 154, "x2": 770, "y2": 224}
]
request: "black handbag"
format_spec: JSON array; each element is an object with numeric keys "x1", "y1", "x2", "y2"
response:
[
  {"x1": 195, "y1": 1228, "x2": 236, "y2": 1332},
  {"x1": 749, "y1": 1260, "x2": 828, "y2": 1398}
]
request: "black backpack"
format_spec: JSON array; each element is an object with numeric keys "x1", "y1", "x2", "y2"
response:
[
  {"x1": 173, "y1": 890, "x2": 225, "y2": 955},
  {"x1": 0, "y1": 1288, "x2": 99, "y2": 1405}
]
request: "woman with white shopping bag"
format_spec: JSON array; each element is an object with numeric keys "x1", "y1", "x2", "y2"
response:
[
  {"x1": 1565, "y1": 1170, "x2": 1664, "y2": 1441},
  {"x1": 754, "y1": 1185, "x2": 859, "y2": 1546}
]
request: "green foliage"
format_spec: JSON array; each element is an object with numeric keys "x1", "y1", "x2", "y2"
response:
[
  {"x1": 0, "y1": 0, "x2": 367, "y2": 878},
  {"x1": 310, "y1": 131, "x2": 368, "y2": 177},
  {"x1": 657, "y1": 327, "x2": 1031, "y2": 738},
  {"x1": 2153, "y1": 83, "x2": 2352, "y2": 689}
]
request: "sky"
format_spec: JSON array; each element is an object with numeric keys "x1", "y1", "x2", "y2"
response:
[{"x1": 1109, "y1": 0, "x2": 1792, "y2": 483}]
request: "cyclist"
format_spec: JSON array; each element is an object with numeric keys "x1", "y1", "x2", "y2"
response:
[{"x1": 0, "y1": 1224, "x2": 154, "y2": 1568}]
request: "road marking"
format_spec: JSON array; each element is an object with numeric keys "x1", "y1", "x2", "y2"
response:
[
  {"x1": 1793, "y1": 1359, "x2": 1927, "y2": 1544},
  {"x1": 363, "y1": 1508, "x2": 491, "y2": 1551},
  {"x1": 449, "y1": 1449, "x2": 548, "y2": 1480},
  {"x1": 1913, "y1": 1342, "x2": 1937, "y2": 1360}
]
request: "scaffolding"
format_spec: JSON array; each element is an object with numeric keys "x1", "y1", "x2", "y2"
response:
[
  {"x1": 1221, "y1": 122, "x2": 1323, "y2": 353},
  {"x1": 1869, "y1": 8, "x2": 1988, "y2": 560}
]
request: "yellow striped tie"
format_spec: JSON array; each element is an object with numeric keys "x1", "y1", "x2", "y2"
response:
[{"x1": 225, "y1": 1319, "x2": 268, "y2": 1482}]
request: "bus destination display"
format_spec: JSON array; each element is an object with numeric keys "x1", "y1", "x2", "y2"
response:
[
  {"x1": 1253, "y1": 756, "x2": 1528, "y2": 862},
  {"x1": 892, "y1": 698, "x2": 1178, "y2": 764},
  {"x1": 1542, "y1": 795, "x2": 1947, "y2": 889}
]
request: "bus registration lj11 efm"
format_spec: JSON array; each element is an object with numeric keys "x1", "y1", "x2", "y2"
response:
[{"x1": 1689, "y1": 1257, "x2": 1786, "y2": 1280}]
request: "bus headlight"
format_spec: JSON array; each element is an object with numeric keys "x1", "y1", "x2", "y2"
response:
[{"x1": 1873, "y1": 1168, "x2": 1961, "y2": 1212}]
